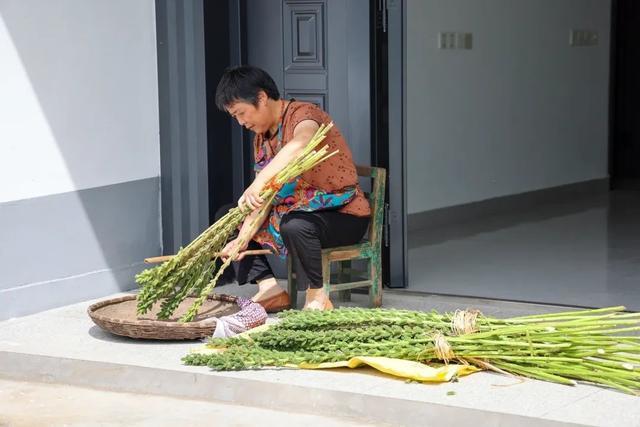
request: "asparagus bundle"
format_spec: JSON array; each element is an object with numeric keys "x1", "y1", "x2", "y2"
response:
[
  {"x1": 136, "y1": 123, "x2": 336, "y2": 322},
  {"x1": 183, "y1": 306, "x2": 640, "y2": 395}
]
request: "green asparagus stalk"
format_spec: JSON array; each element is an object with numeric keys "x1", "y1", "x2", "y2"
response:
[{"x1": 183, "y1": 306, "x2": 640, "y2": 395}]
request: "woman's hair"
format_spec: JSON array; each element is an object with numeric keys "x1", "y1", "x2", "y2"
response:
[{"x1": 215, "y1": 65, "x2": 280, "y2": 110}]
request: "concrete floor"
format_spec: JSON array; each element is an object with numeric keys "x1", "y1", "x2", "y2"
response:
[
  {"x1": 408, "y1": 190, "x2": 640, "y2": 310},
  {"x1": 0, "y1": 378, "x2": 380, "y2": 427},
  {"x1": 1, "y1": 290, "x2": 639, "y2": 427}
]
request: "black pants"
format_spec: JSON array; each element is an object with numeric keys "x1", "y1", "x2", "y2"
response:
[{"x1": 215, "y1": 204, "x2": 369, "y2": 291}]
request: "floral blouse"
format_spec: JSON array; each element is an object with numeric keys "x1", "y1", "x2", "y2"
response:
[{"x1": 252, "y1": 101, "x2": 370, "y2": 257}]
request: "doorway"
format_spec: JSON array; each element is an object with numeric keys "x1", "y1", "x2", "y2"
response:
[
  {"x1": 396, "y1": 1, "x2": 640, "y2": 310},
  {"x1": 202, "y1": 0, "x2": 377, "y2": 280},
  {"x1": 611, "y1": 0, "x2": 640, "y2": 189}
]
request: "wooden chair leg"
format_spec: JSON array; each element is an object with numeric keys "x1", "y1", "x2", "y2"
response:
[
  {"x1": 322, "y1": 256, "x2": 332, "y2": 299},
  {"x1": 287, "y1": 255, "x2": 297, "y2": 309},
  {"x1": 370, "y1": 256, "x2": 382, "y2": 308}
]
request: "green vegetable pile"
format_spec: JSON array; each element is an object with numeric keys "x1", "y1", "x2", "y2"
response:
[
  {"x1": 135, "y1": 124, "x2": 335, "y2": 322},
  {"x1": 184, "y1": 306, "x2": 640, "y2": 394}
]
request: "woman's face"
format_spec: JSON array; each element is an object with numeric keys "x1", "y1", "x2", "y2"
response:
[{"x1": 226, "y1": 94, "x2": 271, "y2": 134}]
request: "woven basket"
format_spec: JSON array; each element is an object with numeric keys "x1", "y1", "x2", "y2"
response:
[{"x1": 87, "y1": 294, "x2": 240, "y2": 340}]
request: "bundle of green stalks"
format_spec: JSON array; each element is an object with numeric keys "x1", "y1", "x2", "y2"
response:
[
  {"x1": 183, "y1": 306, "x2": 640, "y2": 395},
  {"x1": 136, "y1": 123, "x2": 336, "y2": 323}
]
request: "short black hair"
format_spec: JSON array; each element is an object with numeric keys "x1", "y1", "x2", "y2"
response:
[{"x1": 215, "y1": 65, "x2": 280, "y2": 110}]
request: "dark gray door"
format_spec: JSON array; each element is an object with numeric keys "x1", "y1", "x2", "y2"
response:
[
  {"x1": 245, "y1": 0, "x2": 371, "y2": 167},
  {"x1": 243, "y1": 0, "x2": 372, "y2": 277}
]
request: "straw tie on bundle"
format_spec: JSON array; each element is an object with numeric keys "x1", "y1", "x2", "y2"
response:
[
  {"x1": 432, "y1": 332, "x2": 456, "y2": 364},
  {"x1": 451, "y1": 309, "x2": 481, "y2": 335}
]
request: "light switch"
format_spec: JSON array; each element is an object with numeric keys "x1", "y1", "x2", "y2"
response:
[
  {"x1": 438, "y1": 32, "x2": 473, "y2": 50},
  {"x1": 570, "y1": 30, "x2": 598, "y2": 47},
  {"x1": 457, "y1": 32, "x2": 473, "y2": 49},
  {"x1": 439, "y1": 32, "x2": 455, "y2": 49}
]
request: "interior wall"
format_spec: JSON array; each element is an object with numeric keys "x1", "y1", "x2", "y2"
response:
[{"x1": 406, "y1": 0, "x2": 611, "y2": 214}]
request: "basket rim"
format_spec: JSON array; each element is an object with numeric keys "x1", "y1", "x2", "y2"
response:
[{"x1": 87, "y1": 293, "x2": 239, "y2": 329}]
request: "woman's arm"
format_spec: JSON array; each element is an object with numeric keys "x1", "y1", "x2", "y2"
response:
[
  {"x1": 220, "y1": 205, "x2": 272, "y2": 261},
  {"x1": 238, "y1": 119, "x2": 320, "y2": 211},
  {"x1": 255, "y1": 119, "x2": 319, "y2": 187}
]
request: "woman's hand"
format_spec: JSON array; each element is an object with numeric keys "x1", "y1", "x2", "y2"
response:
[
  {"x1": 238, "y1": 179, "x2": 265, "y2": 211},
  {"x1": 239, "y1": 120, "x2": 319, "y2": 210},
  {"x1": 219, "y1": 238, "x2": 249, "y2": 262}
]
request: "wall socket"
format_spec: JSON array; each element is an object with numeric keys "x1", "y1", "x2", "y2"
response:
[
  {"x1": 570, "y1": 30, "x2": 598, "y2": 47},
  {"x1": 438, "y1": 32, "x2": 473, "y2": 50}
]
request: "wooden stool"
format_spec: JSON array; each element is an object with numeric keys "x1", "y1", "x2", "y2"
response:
[{"x1": 287, "y1": 165, "x2": 386, "y2": 308}]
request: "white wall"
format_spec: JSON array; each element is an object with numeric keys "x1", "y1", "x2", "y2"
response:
[
  {"x1": 406, "y1": 0, "x2": 611, "y2": 214},
  {"x1": 0, "y1": 0, "x2": 160, "y2": 203}
]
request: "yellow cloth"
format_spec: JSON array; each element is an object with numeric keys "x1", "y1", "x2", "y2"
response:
[{"x1": 299, "y1": 356, "x2": 479, "y2": 382}]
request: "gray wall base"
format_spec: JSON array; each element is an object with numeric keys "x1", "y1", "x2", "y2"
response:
[
  {"x1": 409, "y1": 178, "x2": 609, "y2": 232},
  {"x1": 0, "y1": 177, "x2": 160, "y2": 320},
  {"x1": 1, "y1": 264, "x2": 143, "y2": 321}
]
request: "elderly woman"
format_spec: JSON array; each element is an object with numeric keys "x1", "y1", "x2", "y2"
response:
[{"x1": 216, "y1": 65, "x2": 369, "y2": 311}]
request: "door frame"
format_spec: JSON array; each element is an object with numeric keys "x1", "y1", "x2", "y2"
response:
[
  {"x1": 378, "y1": 0, "x2": 407, "y2": 288},
  {"x1": 155, "y1": 0, "x2": 210, "y2": 253},
  {"x1": 156, "y1": 0, "x2": 409, "y2": 288},
  {"x1": 156, "y1": 0, "x2": 250, "y2": 252}
]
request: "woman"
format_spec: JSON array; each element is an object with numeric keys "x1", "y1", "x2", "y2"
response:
[{"x1": 216, "y1": 65, "x2": 370, "y2": 311}]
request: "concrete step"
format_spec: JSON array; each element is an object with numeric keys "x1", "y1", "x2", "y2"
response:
[
  {"x1": 1, "y1": 292, "x2": 638, "y2": 427},
  {"x1": 0, "y1": 378, "x2": 378, "y2": 427}
]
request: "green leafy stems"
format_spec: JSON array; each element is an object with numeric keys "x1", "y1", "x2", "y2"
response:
[
  {"x1": 183, "y1": 306, "x2": 640, "y2": 395},
  {"x1": 136, "y1": 123, "x2": 336, "y2": 322}
]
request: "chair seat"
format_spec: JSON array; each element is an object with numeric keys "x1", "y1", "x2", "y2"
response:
[{"x1": 322, "y1": 242, "x2": 373, "y2": 262}]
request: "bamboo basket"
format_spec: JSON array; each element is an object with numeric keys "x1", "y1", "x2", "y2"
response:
[{"x1": 87, "y1": 294, "x2": 239, "y2": 340}]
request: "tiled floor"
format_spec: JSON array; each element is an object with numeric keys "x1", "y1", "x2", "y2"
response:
[{"x1": 408, "y1": 190, "x2": 640, "y2": 311}]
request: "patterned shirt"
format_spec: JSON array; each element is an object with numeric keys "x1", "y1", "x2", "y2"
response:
[{"x1": 252, "y1": 101, "x2": 370, "y2": 256}]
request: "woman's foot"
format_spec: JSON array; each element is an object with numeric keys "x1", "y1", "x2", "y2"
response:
[
  {"x1": 251, "y1": 277, "x2": 282, "y2": 301},
  {"x1": 303, "y1": 288, "x2": 333, "y2": 310},
  {"x1": 252, "y1": 277, "x2": 290, "y2": 312}
]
